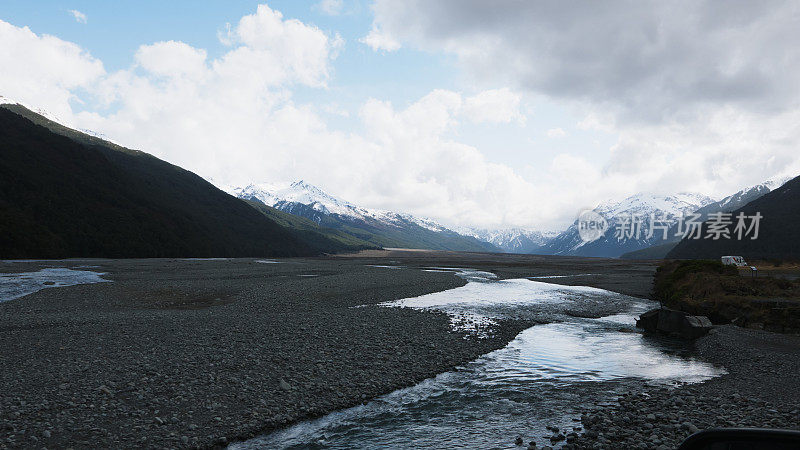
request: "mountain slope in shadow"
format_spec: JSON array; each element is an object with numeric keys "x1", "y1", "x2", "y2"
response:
[
  {"x1": 0, "y1": 105, "x2": 367, "y2": 258},
  {"x1": 667, "y1": 175, "x2": 800, "y2": 260}
]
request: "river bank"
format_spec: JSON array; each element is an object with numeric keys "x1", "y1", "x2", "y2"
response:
[
  {"x1": 3, "y1": 251, "x2": 796, "y2": 449},
  {"x1": 0, "y1": 251, "x2": 656, "y2": 449},
  {"x1": 567, "y1": 325, "x2": 800, "y2": 449},
  {"x1": 233, "y1": 265, "x2": 723, "y2": 449},
  {"x1": 0, "y1": 256, "x2": 535, "y2": 449},
  {"x1": 336, "y1": 251, "x2": 800, "y2": 449}
]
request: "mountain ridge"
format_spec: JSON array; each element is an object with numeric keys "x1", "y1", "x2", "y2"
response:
[
  {"x1": 666, "y1": 175, "x2": 800, "y2": 260},
  {"x1": 541, "y1": 192, "x2": 717, "y2": 258},
  {"x1": 0, "y1": 104, "x2": 367, "y2": 258},
  {"x1": 225, "y1": 181, "x2": 499, "y2": 252},
  {"x1": 454, "y1": 227, "x2": 557, "y2": 254},
  {"x1": 620, "y1": 177, "x2": 791, "y2": 259}
]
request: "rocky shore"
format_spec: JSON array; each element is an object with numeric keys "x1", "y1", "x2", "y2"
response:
[
  {"x1": 0, "y1": 257, "x2": 531, "y2": 449},
  {"x1": 564, "y1": 383, "x2": 796, "y2": 449},
  {"x1": 4, "y1": 250, "x2": 798, "y2": 449},
  {"x1": 563, "y1": 325, "x2": 800, "y2": 449}
]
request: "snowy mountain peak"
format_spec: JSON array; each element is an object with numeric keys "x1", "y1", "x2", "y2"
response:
[
  {"x1": 455, "y1": 227, "x2": 558, "y2": 253},
  {"x1": 541, "y1": 191, "x2": 719, "y2": 257},
  {"x1": 711, "y1": 176, "x2": 792, "y2": 211},
  {"x1": 284, "y1": 181, "x2": 353, "y2": 209},
  {"x1": 210, "y1": 178, "x2": 499, "y2": 252},
  {"x1": 763, "y1": 176, "x2": 792, "y2": 191},
  {"x1": 225, "y1": 180, "x2": 454, "y2": 233},
  {"x1": 597, "y1": 192, "x2": 716, "y2": 219},
  {"x1": 290, "y1": 179, "x2": 313, "y2": 189}
]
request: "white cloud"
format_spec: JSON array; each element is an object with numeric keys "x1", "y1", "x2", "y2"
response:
[
  {"x1": 347, "y1": 91, "x2": 551, "y2": 226},
  {"x1": 70, "y1": 3, "x2": 345, "y2": 182},
  {"x1": 365, "y1": 1, "x2": 800, "y2": 118},
  {"x1": 223, "y1": 4, "x2": 343, "y2": 87},
  {"x1": 462, "y1": 88, "x2": 523, "y2": 124},
  {"x1": 0, "y1": 10, "x2": 561, "y2": 228},
  {"x1": 216, "y1": 22, "x2": 234, "y2": 46},
  {"x1": 316, "y1": 0, "x2": 344, "y2": 16},
  {"x1": 5, "y1": 2, "x2": 800, "y2": 231},
  {"x1": 359, "y1": 24, "x2": 400, "y2": 52},
  {"x1": 68, "y1": 10, "x2": 87, "y2": 24},
  {"x1": 135, "y1": 41, "x2": 207, "y2": 79},
  {"x1": 0, "y1": 19, "x2": 104, "y2": 120},
  {"x1": 321, "y1": 103, "x2": 350, "y2": 117},
  {"x1": 362, "y1": 0, "x2": 800, "y2": 204},
  {"x1": 546, "y1": 128, "x2": 566, "y2": 138}
]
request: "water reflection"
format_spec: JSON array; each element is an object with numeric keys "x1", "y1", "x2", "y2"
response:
[
  {"x1": 499, "y1": 318, "x2": 721, "y2": 385},
  {"x1": 234, "y1": 272, "x2": 724, "y2": 449},
  {"x1": 0, "y1": 268, "x2": 110, "y2": 303},
  {"x1": 382, "y1": 277, "x2": 608, "y2": 310}
]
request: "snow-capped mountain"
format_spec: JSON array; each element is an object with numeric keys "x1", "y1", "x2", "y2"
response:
[
  {"x1": 456, "y1": 227, "x2": 558, "y2": 254},
  {"x1": 621, "y1": 176, "x2": 793, "y2": 259},
  {"x1": 231, "y1": 181, "x2": 450, "y2": 232},
  {"x1": 705, "y1": 176, "x2": 791, "y2": 214},
  {"x1": 542, "y1": 192, "x2": 717, "y2": 257},
  {"x1": 595, "y1": 192, "x2": 715, "y2": 220},
  {"x1": 234, "y1": 181, "x2": 369, "y2": 218},
  {"x1": 667, "y1": 174, "x2": 800, "y2": 260},
  {"x1": 223, "y1": 180, "x2": 497, "y2": 252}
]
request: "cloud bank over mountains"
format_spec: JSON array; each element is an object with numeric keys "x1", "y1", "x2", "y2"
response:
[
  {"x1": 364, "y1": 0, "x2": 800, "y2": 204},
  {"x1": 1, "y1": 1, "x2": 799, "y2": 229}
]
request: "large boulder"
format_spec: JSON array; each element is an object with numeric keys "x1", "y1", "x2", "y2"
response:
[
  {"x1": 681, "y1": 314, "x2": 714, "y2": 339},
  {"x1": 636, "y1": 308, "x2": 713, "y2": 339},
  {"x1": 636, "y1": 309, "x2": 660, "y2": 331}
]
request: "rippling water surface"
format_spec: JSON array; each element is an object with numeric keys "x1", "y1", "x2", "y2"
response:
[
  {"x1": 234, "y1": 269, "x2": 724, "y2": 449},
  {"x1": 0, "y1": 268, "x2": 110, "y2": 302}
]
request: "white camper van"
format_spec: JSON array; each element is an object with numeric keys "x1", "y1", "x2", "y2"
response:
[{"x1": 721, "y1": 255, "x2": 748, "y2": 267}]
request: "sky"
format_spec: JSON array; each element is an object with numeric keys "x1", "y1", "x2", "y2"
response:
[{"x1": 1, "y1": 0, "x2": 799, "y2": 230}]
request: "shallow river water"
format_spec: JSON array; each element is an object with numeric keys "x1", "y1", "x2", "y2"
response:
[
  {"x1": 233, "y1": 268, "x2": 724, "y2": 449},
  {"x1": 0, "y1": 267, "x2": 109, "y2": 302}
]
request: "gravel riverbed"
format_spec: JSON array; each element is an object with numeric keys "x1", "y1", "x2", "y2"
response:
[
  {"x1": 560, "y1": 326, "x2": 800, "y2": 450},
  {"x1": 3, "y1": 251, "x2": 798, "y2": 449},
  {"x1": 0, "y1": 257, "x2": 530, "y2": 449}
]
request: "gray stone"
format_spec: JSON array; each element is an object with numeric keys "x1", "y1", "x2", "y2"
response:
[
  {"x1": 635, "y1": 309, "x2": 660, "y2": 331},
  {"x1": 636, "y1": 308, "x2": 713, "y2": 339}
]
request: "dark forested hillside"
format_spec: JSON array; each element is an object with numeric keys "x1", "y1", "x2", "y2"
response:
[
  {"x1": 667, "y1": 175, "x2": 800, "y2": 260},
  {"x1": 0, "y1": 106, "x2": 361, "y2": 258}
]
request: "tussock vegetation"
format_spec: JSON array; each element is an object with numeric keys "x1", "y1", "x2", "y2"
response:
[{"x1": 653, "y1": 260, "x2": 800, "y2": 333}]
